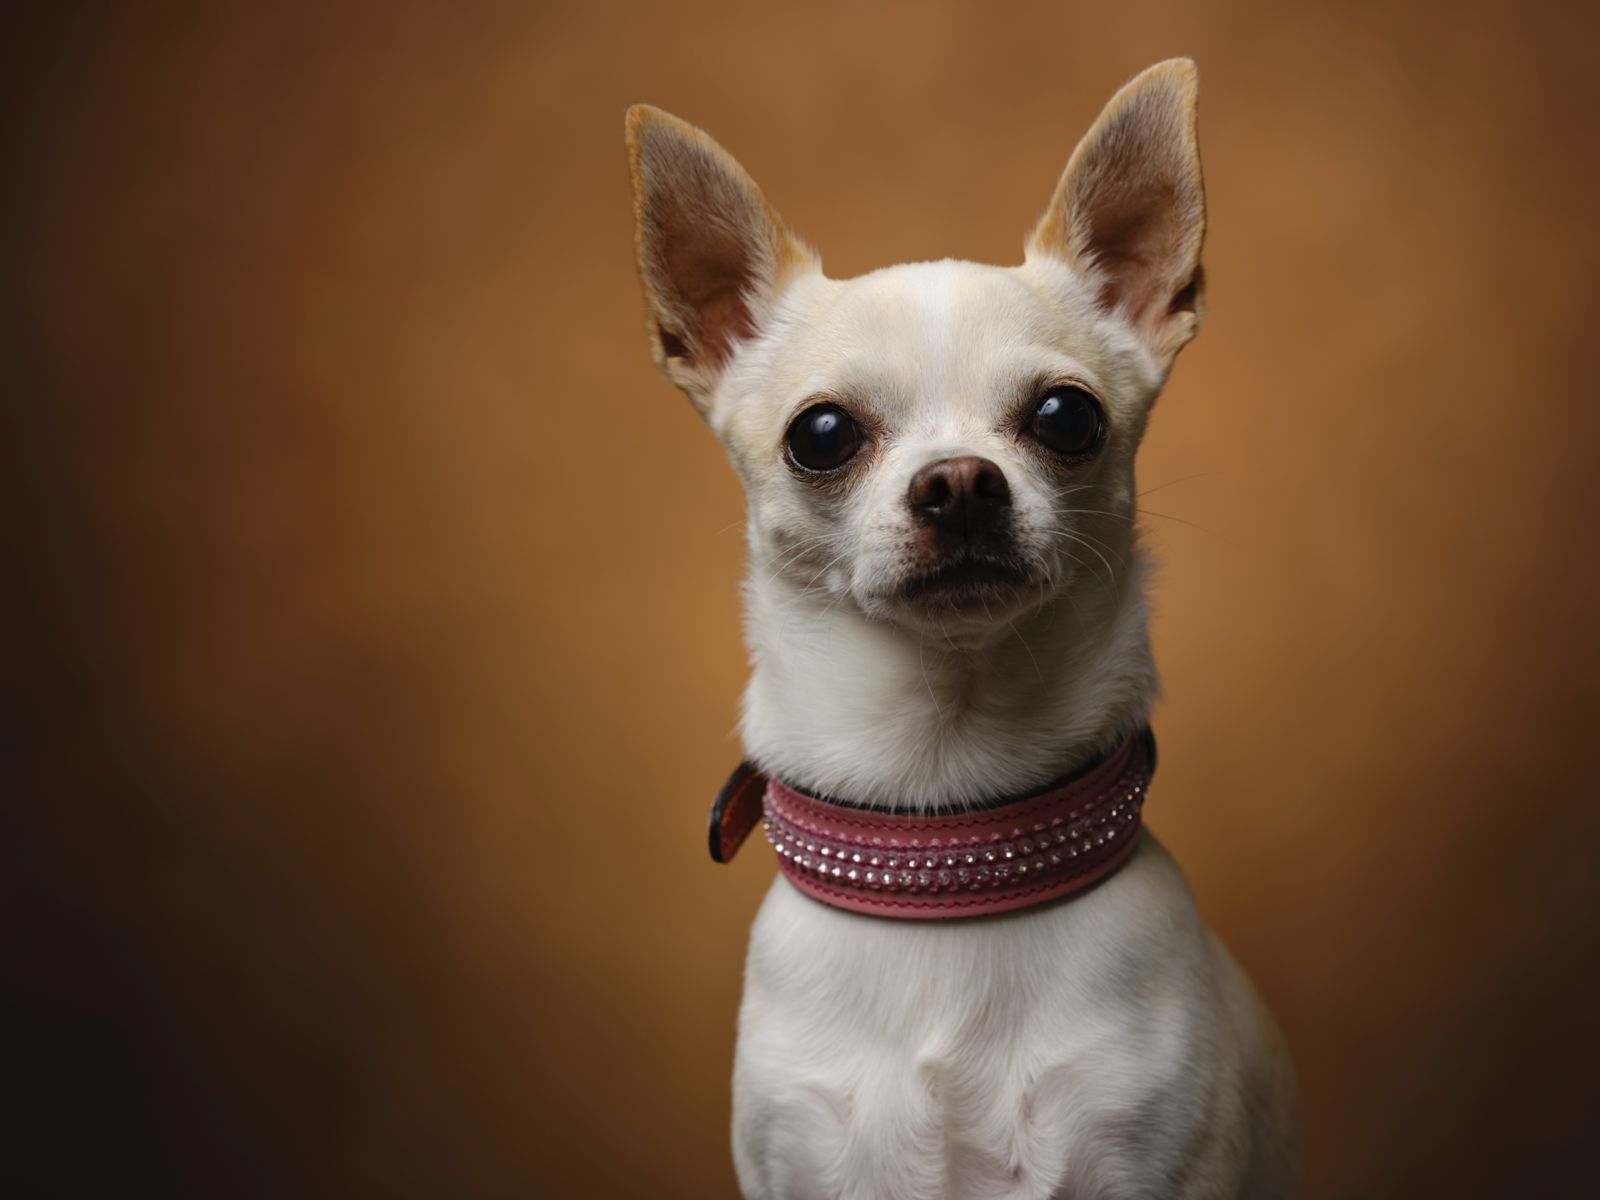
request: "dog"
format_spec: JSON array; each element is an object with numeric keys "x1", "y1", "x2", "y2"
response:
[{"x1": 625, "y1": 59, "x2": 1299, "y2": 1200}]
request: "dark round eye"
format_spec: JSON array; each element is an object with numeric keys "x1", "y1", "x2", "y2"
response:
[
  {"x1": 785, "y1": 404, "x2": 861, "y2": 472},
  {"x1": 1030, "y1": 386, "x2": 1104, "y2": 458}
]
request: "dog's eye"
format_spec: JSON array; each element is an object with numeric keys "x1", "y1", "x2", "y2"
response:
[
  {"x1": 1029, "y1": 386, "x2": 1104, "y2": 458},
  {"x1": 786, "y1": 404, "x2": 861, "y2": 472}
]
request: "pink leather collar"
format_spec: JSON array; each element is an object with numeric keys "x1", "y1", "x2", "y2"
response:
[{"x1": 709, "y1": 728, "x2": 1154, "y2": 919}]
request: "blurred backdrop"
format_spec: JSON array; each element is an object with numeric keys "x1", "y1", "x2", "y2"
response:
[{"x1": 5, "y1": 1, "x2": 1598, "y2": 1196}]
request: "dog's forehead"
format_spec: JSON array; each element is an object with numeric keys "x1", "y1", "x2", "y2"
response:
[
  {"x1": 774, "y1": 259, "x2": 1110, "y2": 414},
  {"x1": 714, "y1": 257, "x2": 1153, "y2": 462}
]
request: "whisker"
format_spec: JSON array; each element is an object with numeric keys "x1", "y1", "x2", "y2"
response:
[
  {"x1": 1136, "y1": 506, "x2": 1230, "y2": 543},
  {"x1": 1137, "y1": 471, "x2": 1220, "y2": 499},
  {"x1": 1058, "y1": 507, "x2": 1134, "y2": 523},
  {"x1": 1050, "y1": 521, "x2": 1128, "y2": 564},
  {"x1": 1054, "y1": 529, "x2": 1117, "y2": 583},
  {"x1": 1008, "y1": 618, "x2": 1044, "y2": 685},
  {"x1": 798, "y1": 548, "x2": 851, "y2": 594},
  {"x1": 1046, "y1": 551, "x2": 1092, "y2": 635},
  {"x1": 1060, "y1": 575, "x2": 1088, "y2": 636},
  {"x1": 1052, "y1": 502, "x2": 1231, "y2": 545},
  {"x1": 918, "y1": 630, "x2": 943, "y2": 717},
  {"x1": 756, "y1": 533, "x2": 835, "y2": 589},
  {"x1": 1072, "y1": 534, "x2": 1116, "y2": 583}
]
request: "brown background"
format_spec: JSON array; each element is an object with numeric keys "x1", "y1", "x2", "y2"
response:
[{"x1": 5, "y1": 1, "x2": 1598, "y2": 1197}]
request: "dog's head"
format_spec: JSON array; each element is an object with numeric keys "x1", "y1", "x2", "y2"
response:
[{"x1": 626, "y1": 61, "x2": 1204, "y2": 642}]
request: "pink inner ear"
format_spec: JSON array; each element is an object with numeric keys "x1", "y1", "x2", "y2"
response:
[
  {"x1": 1084, "y1": 184, "x2": 1185, "y2": 325},
  {"x1": 657, "y1": 227, "x2": 757, "y2": 366},
  {"x1": 1039, "y1": 67, "x2": 1205, "y2": 344}
]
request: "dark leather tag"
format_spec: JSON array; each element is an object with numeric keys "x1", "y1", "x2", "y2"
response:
[{"x1": 709, "y1": 760, "x2": 768, "y2": 863}]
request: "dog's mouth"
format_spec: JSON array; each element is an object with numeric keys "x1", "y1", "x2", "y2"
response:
[{"x1": 899, "y1": 554, "x2": 1031, "y2": 612}]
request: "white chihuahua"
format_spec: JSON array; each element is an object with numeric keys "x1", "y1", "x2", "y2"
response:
[{"x1": 627, "y1": 59, "x2": 1299, "y2": 1200}]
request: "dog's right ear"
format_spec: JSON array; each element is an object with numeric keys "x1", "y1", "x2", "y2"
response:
[{"x1": 625, "y1": 106, "x2": 819, "y2": 413}]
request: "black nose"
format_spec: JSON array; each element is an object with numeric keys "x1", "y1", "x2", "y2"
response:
[{"x1": 908, "y1": 456, "x2": 1011, "y2": 535}]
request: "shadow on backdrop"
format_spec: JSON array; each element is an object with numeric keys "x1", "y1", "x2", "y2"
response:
[{"x1": 5, "y1": 2, "x2": 1598, "y2": 1197}]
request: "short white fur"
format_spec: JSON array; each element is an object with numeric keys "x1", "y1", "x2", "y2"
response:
[{"x1": 627, "y1": 59, "x2": 1299, "y2": 1199}]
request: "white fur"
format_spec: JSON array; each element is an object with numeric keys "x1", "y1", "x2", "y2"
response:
[
  {"x1": 626, "y1": 60, "x2": 1300, "y2": 1199},
  {"x1": 734, "y1": 840, "x2": 1293, "y2": 1200},
  {"x1": 721, "y1": 264, "x2": 1297, "y2": 1200}
]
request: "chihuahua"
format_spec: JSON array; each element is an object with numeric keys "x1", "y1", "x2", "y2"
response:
[{"x1": 626, "y1": 59, "x2": 1299, "y2": 1200}]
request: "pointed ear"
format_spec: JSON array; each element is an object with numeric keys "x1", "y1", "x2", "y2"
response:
[
  {"x1": 1027, "y1": 59, "x2": 1206, "y2": 369},
  {"x1": 625, "y1": 106, "x2": 819, "y2": 410}
]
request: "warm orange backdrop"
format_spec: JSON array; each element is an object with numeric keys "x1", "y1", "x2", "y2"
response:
[{"x1": 6, "y1": 2, "x2": 1598, "y2": 1197}]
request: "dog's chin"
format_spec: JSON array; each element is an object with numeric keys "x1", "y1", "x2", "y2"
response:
[{"x1": 882, "y1": 554, "x2": 1037, "y2": 628}]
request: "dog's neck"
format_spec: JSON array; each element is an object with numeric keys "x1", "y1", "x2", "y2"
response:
[{"x1": 738, "y1": 550, "x2": 1158, "y2": 812}]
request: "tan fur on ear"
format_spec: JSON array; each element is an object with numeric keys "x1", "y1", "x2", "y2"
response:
[
  {"x1": 625, "y1": 106, "x2": 818, "y2": 410},
  {"x1": 1027, "y1": 59, "x2": 1206, "y2": 367}
]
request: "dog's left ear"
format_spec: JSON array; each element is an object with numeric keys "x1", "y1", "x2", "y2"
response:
[{"x1": 1027, "y1": 59, "x2": 1206, "y2": 371}]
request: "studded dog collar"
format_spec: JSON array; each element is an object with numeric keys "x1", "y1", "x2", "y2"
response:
[{"x1": 709, "y1": 727, "x2": 1155, "y2": 919}]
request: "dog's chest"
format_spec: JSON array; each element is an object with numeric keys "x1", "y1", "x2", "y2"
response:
[{"x1": 731, "y1": 842, "x2": 1221, "y2": 1200}]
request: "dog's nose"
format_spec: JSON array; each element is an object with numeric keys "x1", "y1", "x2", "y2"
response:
[{"x1": 908, "y1": 456, "x2": 1011, "y2": 534}]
